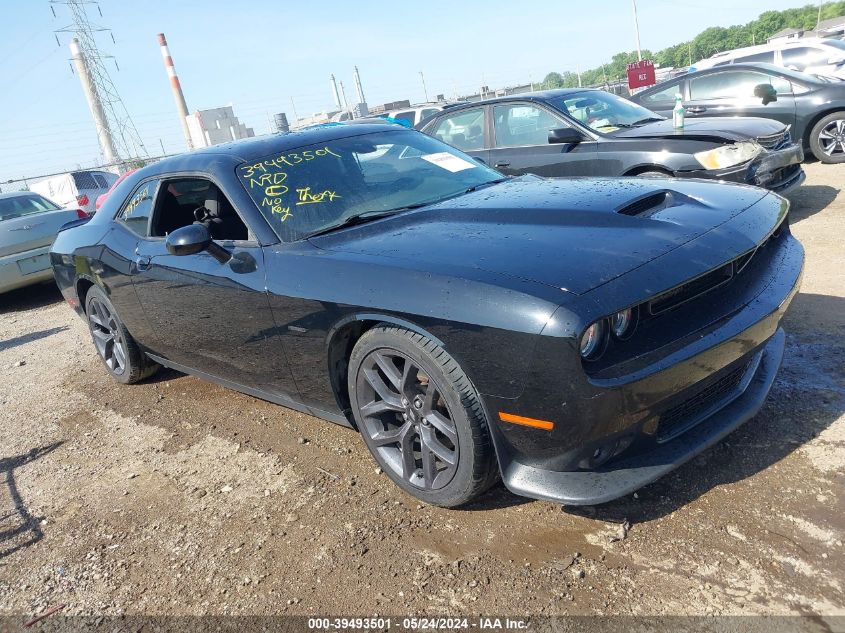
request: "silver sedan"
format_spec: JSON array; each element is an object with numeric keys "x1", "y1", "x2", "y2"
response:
[{"x1": 1, "y1": 192, "x2": 86, "y2": 294}]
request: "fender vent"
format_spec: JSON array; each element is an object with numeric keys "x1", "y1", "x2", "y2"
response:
[{"x1": 617, "y1": 191, "x2": 669, "y2": 217}]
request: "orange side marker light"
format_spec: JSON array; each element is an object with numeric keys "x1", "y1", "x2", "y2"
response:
[{"x1": 498, "y1": 412, "x2": 554, "y2": 431}]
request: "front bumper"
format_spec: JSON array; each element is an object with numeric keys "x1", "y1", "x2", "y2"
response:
[
  {"x1": 502, "y1": 329, "x2": 784, "y2": 505},
  {"x1": 686, "y1": 143, "x2": 805, "y2": 194},
  {"x1": 0, "y1": 245, "x2": 55, "y2": 294}
]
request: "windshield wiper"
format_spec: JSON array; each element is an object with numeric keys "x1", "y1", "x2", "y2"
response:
[
  {"x1": 630, "y1": 116, "x2": 664, "y2": 126},
  {"x1": 305, "y1": 209, "x2": 402, "y2": 239},
  {"x1": 463, "y1": 177, "x2": 509, "y2": 194}
]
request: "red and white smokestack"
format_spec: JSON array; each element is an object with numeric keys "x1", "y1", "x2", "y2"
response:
[{"x1": 158, "y1": 33, "x2": 194, "y2": 150}]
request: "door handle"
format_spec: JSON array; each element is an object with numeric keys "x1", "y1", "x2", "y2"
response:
[
  {"x1": 494, "y1": 161, "x2": 511, "y2": 168},
  {"x1": 687, "y1": 106, "x2": 707, "y2": 114},
  {"x1": 135, "y1": 255, "x2": 152, "y2": 271}
]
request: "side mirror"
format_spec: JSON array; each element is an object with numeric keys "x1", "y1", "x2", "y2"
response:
[
  {"x1": 753, "y1": 83, "x2": 778, "y2": 105},
  {"x1": 165, "y1": 223, "x2": 231, "y2": 263},
  {"x1": 548, "y1": 127, "x2": 585, "y2": 145}
]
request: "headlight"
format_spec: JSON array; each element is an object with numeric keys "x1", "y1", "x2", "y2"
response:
[
  {"x1": 694, "y1": 141, "x2": 761, "y2": 170},
  {"x1": 580, "y1": 321, "x2": 607, "y2": 360},
  {"x1": 610, "y1": 308, "x2": 636, "y2": 339}
]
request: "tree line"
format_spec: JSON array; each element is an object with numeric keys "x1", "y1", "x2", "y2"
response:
[{"x1": 542, "y1": 1, "x2": 845, "y2": 89}]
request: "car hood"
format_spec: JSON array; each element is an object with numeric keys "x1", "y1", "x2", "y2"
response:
[
  {"x1": 611, "y1": 116, "x2": 786, "y2": 142},
  {"x1": 310, "y1": 177, "x2": 773, "y2": 295}
]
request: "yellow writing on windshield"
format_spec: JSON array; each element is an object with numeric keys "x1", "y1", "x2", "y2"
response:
[
  {"x1": 240, "y1": 146, "x2": 341, "y2": 179},
  {"x1": 296, "y1": 187, "x2": 341, "y2": 205}
]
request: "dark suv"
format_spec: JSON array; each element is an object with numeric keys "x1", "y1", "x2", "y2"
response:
[{"x1": 418, "y1": 88, "x2": 805, "y2": 193}]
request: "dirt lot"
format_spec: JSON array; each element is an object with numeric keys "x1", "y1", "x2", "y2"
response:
[{"x1": 1, "y1": 163, "x2": 843, "y2": 621}]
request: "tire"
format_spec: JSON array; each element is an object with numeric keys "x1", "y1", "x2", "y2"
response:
[
  {"x1": 635, "y1": 170, "x2": 671, "y2": 178},
  {"x1": 809, "y1": 112, "x2": 845, "y2": 164},
  {"x1": 348, "y1": 325, "x2": 498, "y2": 507},
  {"x1": 84, "y1": 286, "x2": 159, "y2": 384}
]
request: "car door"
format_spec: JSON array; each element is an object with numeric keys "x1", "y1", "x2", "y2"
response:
[
  {"x1": 685, "y1": 69, "x2": 797, "y2": 129},
  {"x1": 488, "y1": 101, "x2": 597, "y2": 177},
  {"x1": 425, "y1": 107, "x2": 490, "y2": 165},
  {"x1": 128, "y1": 176, "x2": 298, "y2": 398}
]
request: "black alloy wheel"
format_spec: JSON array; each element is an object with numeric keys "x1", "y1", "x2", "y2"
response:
[
  {"x1": 348, "y1": 325, "x2": 498, "y2": 507},
  {"x1": 87, "y1": 295, "x2": 128, "y2": 375},
  {"x1": 357, "y1": 349, "x2": 459, "y2": 490},
  {"x1": 84, "y1": 285, "x2": 159, "y2": 384}
]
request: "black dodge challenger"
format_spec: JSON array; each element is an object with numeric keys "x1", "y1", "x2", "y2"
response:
[{"x1": 50, "y1": 123, "x2": 804, "y2": 508}]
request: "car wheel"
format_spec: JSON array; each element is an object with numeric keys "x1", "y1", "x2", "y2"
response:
[
  {"x1": 85, "y1": 286, "x2": 159, "y2": 384},
  {"x1": 348, "y1": 325, "x2": 498, "y2": 507},
  {"x1": 635, "y1": 170, "x2": 672, "y2": 178},
  {"x1": 809, "y1": 112, "x2": 845, "y2": 163}
]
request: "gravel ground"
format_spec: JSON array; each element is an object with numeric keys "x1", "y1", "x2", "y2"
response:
[{"x1": 0, "y1": 163, "x2": 843, "y2": 622}]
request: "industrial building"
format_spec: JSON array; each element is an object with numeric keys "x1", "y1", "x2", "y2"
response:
[{"x1": 185, "y1": 106, "x2": 255, "y2": 148}]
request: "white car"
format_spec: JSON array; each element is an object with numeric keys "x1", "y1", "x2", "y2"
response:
[{"x1": 692, "y1": 37, "x2": 845, "y2": 79}]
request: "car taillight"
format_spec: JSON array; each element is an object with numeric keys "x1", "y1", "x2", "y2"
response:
[
  {"x1": 76, "y1": 209, "x2": 89, "y2": 219},
  {"x1": 76, "y1": 194, "x2": 90, "y2": 206}
]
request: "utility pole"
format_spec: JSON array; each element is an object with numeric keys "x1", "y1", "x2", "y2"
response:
[
  {"x1": 69, "y1": 37, "x2": 117, "y2": 165},
  {"x1": 419, "y1": 71, "x2": 429, "y2": 102},
  {"x1": 816, "y1": 0, "x2": 823, "y2": 30},
  {"x1": 52, "y1": 0, "x2": 147, "y2": 166},
  {"x1": 632, "y1": 0, "x2": 643, "y2": 61},
  {"x1": 353, "y1": 66, "x2": 366, "y2": 104},
  {"x1": 330, "y1": 74, "x2": 341, "y2": 110},
  {"x1": 290, "y1": 97, "x2": 299, "y2": 121}
]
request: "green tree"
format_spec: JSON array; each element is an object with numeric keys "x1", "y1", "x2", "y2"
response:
[{"x1": 541, "y1": 2, "x2": 845, "y2": 90}]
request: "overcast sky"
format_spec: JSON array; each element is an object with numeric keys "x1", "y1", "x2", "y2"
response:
[{"x1": 0, "y1": 0, "x2": 813, "y2": 186}]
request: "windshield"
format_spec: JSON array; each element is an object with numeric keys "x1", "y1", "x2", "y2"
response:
[
  {"x1": 238, "y1": 129, "x2": 503, "y2": 241},
  {"x1": 824, "y1": 39, "x2": 845, "y2": 52},
  {"x1": 551, "y1": 91, "x2": 663, "y2": 134},
  {"x1": 0, "y1": 194, "x2": 60, "y2": 221}
]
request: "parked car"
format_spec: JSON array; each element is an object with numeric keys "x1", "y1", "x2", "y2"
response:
[
  {"x1": 630, "y1": 62, "x2": 845, "y2": 164},
  {"x1": 0, "y1": 192, "x2": 87, "y2": 294},
  {"x1": 51, "y1": 124, "x2": 803, "y2": 507},
  {"x1": 95, "y1": 169, "x2": 138, "y2": 210},
  {"x1": 373, "y1": 103, "x2": 457, "y2": 127},
  {"x1": 691, "y1": 37, "x2": 845, "y2": 79},
  {"x1": 30, "y1": 170, "x2": 118, "y2": 215},
  {"x1": 417, "y1": 89, "x2": 805, "y2": 193}
]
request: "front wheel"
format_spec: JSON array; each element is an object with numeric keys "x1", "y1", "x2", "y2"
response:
[
  {"x1": 348, "y1": 325, "x2": 498, "y2": 507},
  {"x1": 809, "y1": 112, "x2": 845, "y2": 163},
  {"x1": 85, "y1": 285, "x2": 159, "y2": 384}
]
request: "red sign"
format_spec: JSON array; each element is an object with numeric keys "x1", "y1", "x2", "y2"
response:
[{"x1": 627, "y1": 59, "x2": 656, "y2": 90}]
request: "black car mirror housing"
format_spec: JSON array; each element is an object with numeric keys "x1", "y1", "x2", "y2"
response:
[
  {"x1": 166, "y1": 224, "x2": 231, "y2": 263},
  {"x1": 753, "y1": 83, "x2": 778, "y2": 105},
  {"x1": 548, "y1": 127, "x2": 585, "y2": 144}
]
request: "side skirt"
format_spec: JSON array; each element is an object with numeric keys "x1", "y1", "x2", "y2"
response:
[{"x1": 144, "y1": 353, "x2": 354, "y2": 429}]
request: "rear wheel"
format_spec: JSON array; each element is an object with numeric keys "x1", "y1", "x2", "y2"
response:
[
  {"x1": 348, "y1": 325, "x2": 498, "y2": 507},
  {"x1": 85, "y1": 286, "x2": 158, "y2": 384},
  {"x1": 809, "y1": 112, "x2": 845, "y2": 163}
]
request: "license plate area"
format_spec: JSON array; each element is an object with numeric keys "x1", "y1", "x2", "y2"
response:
[{"x1": 17, "y1": 253, "x2": 50, "y2": 275}]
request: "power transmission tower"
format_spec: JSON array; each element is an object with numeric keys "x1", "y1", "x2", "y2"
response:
[{"x1": 51, "y1": 0, "x2": 148, "y2": 166}]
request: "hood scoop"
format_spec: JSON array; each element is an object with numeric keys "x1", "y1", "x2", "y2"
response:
[{"x1": 616, "y1": 191, "x2": 670, "y2": 217}]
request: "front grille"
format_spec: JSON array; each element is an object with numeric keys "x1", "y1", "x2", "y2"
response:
[
  {"x1": 756, "y1": 129, "x2": 791, "y2": 150},
  {"x1": 648, "y1": 262, "x2": 734, "y2": 315},
  {"x1": 657, "y1": 360, "x2": 750, "y2": 442}
]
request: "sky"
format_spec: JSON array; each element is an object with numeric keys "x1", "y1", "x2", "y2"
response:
[{"x1": 0, "y1": 0, "x2": 816, "y2": 187}]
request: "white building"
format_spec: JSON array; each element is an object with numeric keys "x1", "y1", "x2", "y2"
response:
[{"x1": 186, "y1": 106, "x2": 254, "y2": 148}]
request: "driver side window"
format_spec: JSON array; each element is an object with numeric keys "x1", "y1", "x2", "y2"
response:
[
  {"x1": 150, "y1": 178, "x2": 250, "y2": 242},
  {"x1": 493, "y1": 104, "x2": 567, "y2": 148}
]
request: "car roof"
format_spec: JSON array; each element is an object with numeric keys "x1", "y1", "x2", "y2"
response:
[
  {"x1": 0, "y1": 191, "x2": 45, "y2": 199},
  {"x1": 149, "y1": 123, "x2": 407, "y2": 168},
  {"x1": 422, "y1": 89, "x2": 598, "y2": 113}
]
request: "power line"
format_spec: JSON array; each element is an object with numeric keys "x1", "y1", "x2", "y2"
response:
[{"x1": 50, "y1": 0, "x2": 149, "y2": 164}]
